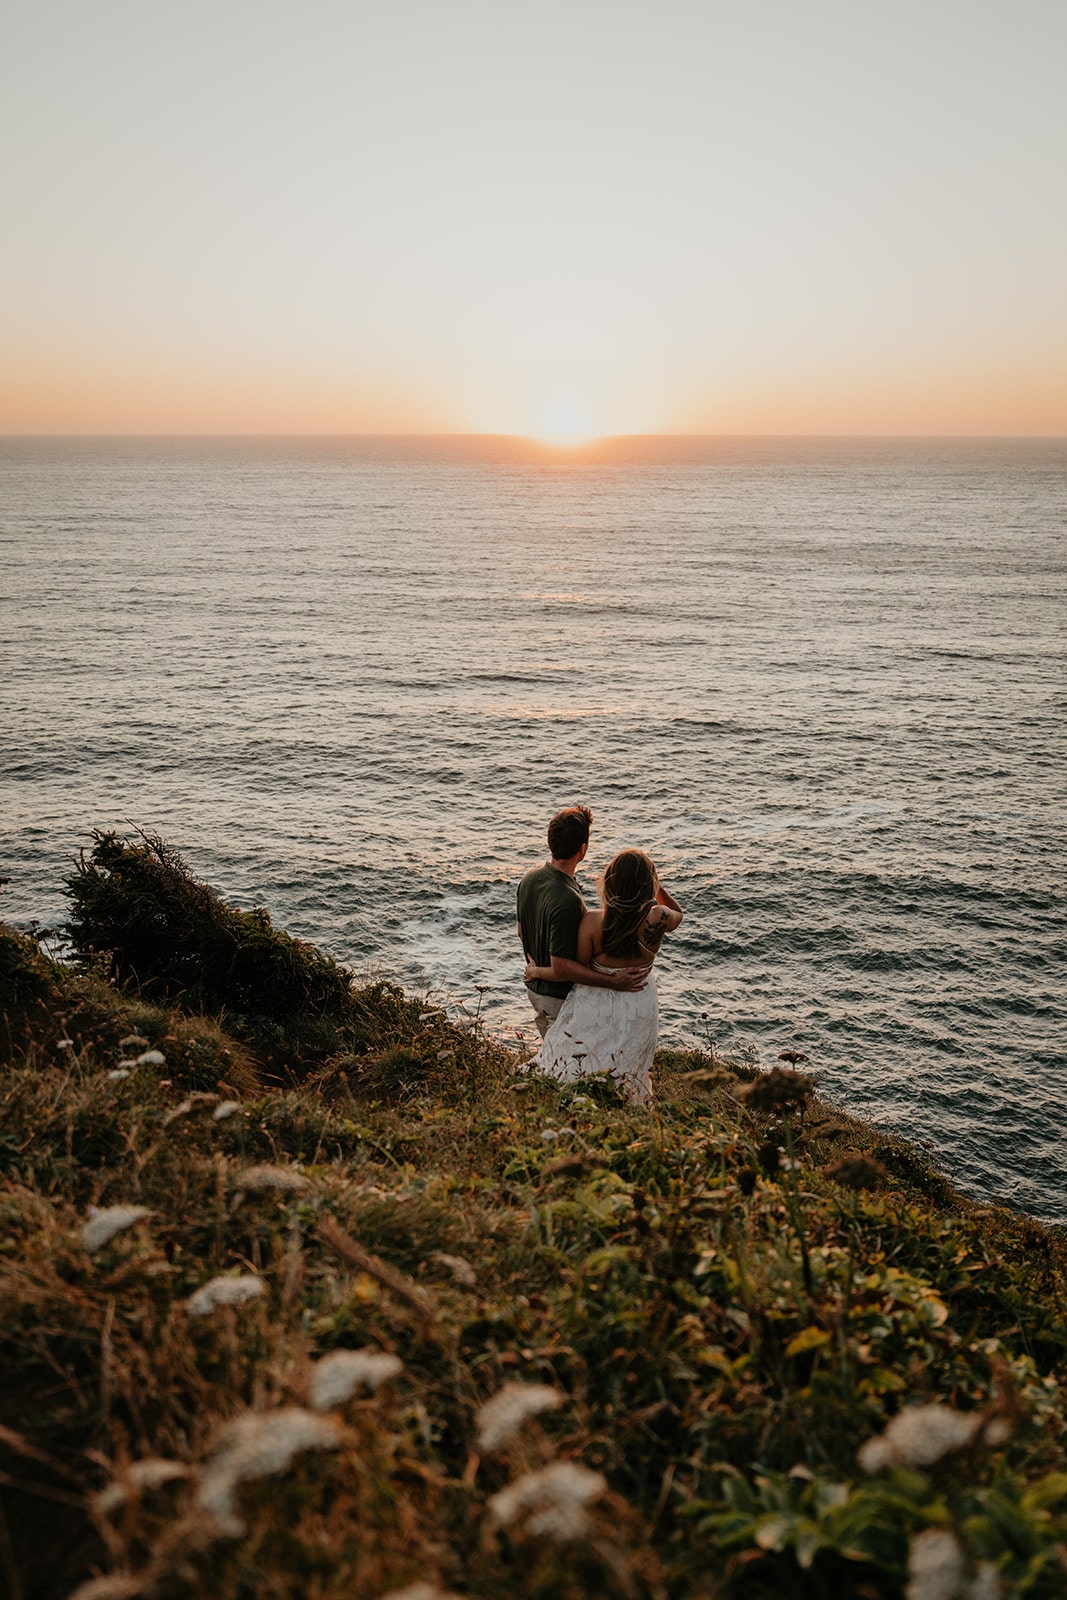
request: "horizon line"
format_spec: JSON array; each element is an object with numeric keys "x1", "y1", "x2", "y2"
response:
[{"x1": 3, "y1": 429, "x2": 1066, "y2": 442}]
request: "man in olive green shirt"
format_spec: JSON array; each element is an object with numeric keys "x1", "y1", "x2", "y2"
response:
[{"x1": 517, "y1": 805, "x2": 644, "y2": 1039}]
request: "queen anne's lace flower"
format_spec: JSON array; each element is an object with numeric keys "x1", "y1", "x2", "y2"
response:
[
  {"x1": 476, "y1": 1382, "x2": 565, "y2": 1452},
  {"x1": 186, "y1": 1275, "x2": 266, "y2": 1315},
  {"x1": 488, "y1": 1460, "x2": 606, "y2": 1541},
  {"x1": 236, "y1": 1165, "x2": 309, "y2": 1194},
  {"x1": 309, "y1": 1348, "x2": 403, "y2": 1409},
  {"x1": 82, "y1": 1206, "x2": 151, "y2": 1254},
  {"x1": 427, "y1": 1251, "x2": 477, "y2": 1288},
  {"x1": 65, "y1": 1577, "x2": 141, "y2": 1600},
  {"x1": 197, "y1": 1408, "x2": 340, "y2": 1535},
  {"x1": 858, "y1": 1404, "x2": 981, "y2": 1472},
  {"x1": 213, "y1": 1100, "x2": 241, "y2": 1121},
  {"x1": 106, "y1": 1069, "x2": 132, "y2": 1082},
  {"x1": 379, "y1": 1585, "x2": 463, "y2": 1600},
  {"x1": 119, "y1": 1034, "x2": 149, "y2": 1049},
  {"x1": 95, "y1": 1457, "x2": 190, "y2": 1515},
  {"x1": 136, "y1": 1049, "x2": 166, "y2": 1066},
  {"x1": 905, "y1": 1528, "x2": 965, "y2": 1600}
]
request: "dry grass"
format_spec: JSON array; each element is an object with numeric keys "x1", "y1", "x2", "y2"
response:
[{"x1": 2, "y1": 913, "x2": 1066, "y2": 1600}]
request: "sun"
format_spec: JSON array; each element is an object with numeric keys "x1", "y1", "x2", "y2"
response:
[{"x1": 532, "y1": 397, "x2": 598, "y2": 447}]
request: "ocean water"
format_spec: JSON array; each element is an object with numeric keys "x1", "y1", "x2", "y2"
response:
[{"x1": 2, "y1": 435, "x2": 1065, "y2": 1221}]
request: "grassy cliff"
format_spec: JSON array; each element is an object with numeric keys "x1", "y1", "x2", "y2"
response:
[{"x1": 1, "y1": 834, "x2": 1065, "y2": 1600}]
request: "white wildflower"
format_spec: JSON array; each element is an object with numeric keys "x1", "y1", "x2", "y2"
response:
[
  {"x1": 571, "y1": 1095, "x2": 592, "y2": 1107},
  {"x1": 236, "y1": 1165, "x2": 310, "y2": 1194},
  {"x1": 65, "y1": 1577, "x2": 141, "y2": 1600},
  {"x1": 540, "y1": 1129, "x2": 558, "y2": 1143},
  {"x1": 379, "y1": 1585, "x2": 463, "y2": 1600},
  {"x1": 164, "y1": 1092, "x2": 221, "y2": 1126},
  {"x1": 980, "y1": 1415, "x2": 1012, "y2": 1447},
  {"x1": 116, "y1": 1059, "x2": 139, "y2": 1070},
  {"x1": 488, "y1": 1460, "x2": 606, "y2": 1542},
  {"x1": 106, "y1": 1069, "x2": 132, "y2": 1082},
  {"x1": 213, "y1": 1100, "x2": 241, "y2": 1121},
  {"x1": 57, "y1": 1038, "x2": 74, "y2": 1051},
  {"x1": 859, "y1": 1404, "x2": 982, "y2": 1472},
  {"x1": 427, "y1": 1251, "x2": 477, "y2": 1288},
  {"x1": 476, "y1": 1382, "x2": 565, "y2": 1453},
  {"x1": 82, "y1": 1206, "x2": 151, "y2": 1254},
  {"x1": 136, "y1": 1049, "x2": 166, "y2": 1067},
  {"x1": 967, "y1": 1564, "x2": 1002, "y2": 1600},
  {"x1": 309, "y1": 1348, "x2": 403, "y2": 1410},
  {"x1": 557, "y1": 1126, "x2": 576, "y2": 1136},
  {"x1": 197, "y1": 1407, "x2": 340, "y2": 1536},
  {"x1": 905, "y1": 1528, "x2": 965, "y2": 1600},
  {"x1": 186, "y1": 1275, "x2": 267, "y2": 1315},
  {"x1": 119, "y1": 1034, "x2": 149, "y2": 1049},
  {"x1": 95, "y1": 1457, "x2": 189, "y2": 1515}
]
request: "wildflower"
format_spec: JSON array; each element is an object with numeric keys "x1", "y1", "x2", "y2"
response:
[
  {"x1": 778, "y1": 1049, "x2": 810, "y2": 1065},
  {"x1": 309, "y1": 1348, "x2": 403, "y2": 1410},
  {"x1": 95, "y1": 1457, "x2": 189, "y2": 1515},
  {"x1": 379, "y1": 1584, "x2": 463, "y2": 1600},
  {"x1": 743, "y1": 1066, "x2": 816, "y2": 1115},
  {"x1": 106, "y1": 1069, "x2": 132, "y2": 1082},
  {"x1": 476, "y1": 1382, "x2": 565, "y2": 1452},
  {"x1": 905, "y1": 1527, "x2": 965, "y2": 1600},
  {"x1": 119, "y1": 1034, "x2": 149, "y2": 1049},
  {"x1": 488, "y1": 1460, "x2": 606, "y2": 1541},
  {"x1": 824, "y1": 1154, "x2": 888, "y2": 1190},
  {"x1": 779, "y1": 1157, "x2": 802, "y2": 1173},
  {"x1": 540, "y1": 1129, "x2": 559, "y2": 1143},
  {"x1": 56, "y1": 1038, "x2": 74, "y2": 1051},
  {"x1": 236, "y1": 1165, "x2": 310, "y2": 1194},
  {"x1": 135, "y1": 1049, "x2": 166, "y2": 1067},
  {"x1": 427, "y1": 1251, "x2": 477, "y2": 1288},
  {"x1": 115, "y1": 1059, "x2": 139, "y2": 1070},
  {"x1": 66, "y1": 1577, "x2": 141, "y2": 1600},
  {"x1": 82, "y1": 1206, "x2": 151, "y2": 1254},
  {"x1": 197, "y1": 1407, "x2": 340, "y2": 1536},
  {"x1": 213, "y1": 1100, "x2": 241, "y2": 1121},
  {"x1": 163, "y1": 1093, "x2": 219, "y2": 1126},
  {"x1": 859, "y1": 1403, "x2": 981, "y2": 1472},
  {"x1": 557, "y1": 1126, "x2": 576, "y2": 1136},
  {"x1": 967, "y1": 1565, "x2": 1002, "y2": 1600},
  {"x1": 571, "y1": 1094, "x2": 592, "y2": 1107},
  {"x1": 186, "y1": 1275, "x2": 266, "y2": 1315}
]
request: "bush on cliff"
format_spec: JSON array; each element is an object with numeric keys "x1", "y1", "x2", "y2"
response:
[{"x1": 63, "y1": 831, "x2": 418, "y2": 1073}]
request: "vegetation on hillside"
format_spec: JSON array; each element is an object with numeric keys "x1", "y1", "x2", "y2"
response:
[{"x1": 1, "y1": 835, "x2": 1065, "y2": 1600}]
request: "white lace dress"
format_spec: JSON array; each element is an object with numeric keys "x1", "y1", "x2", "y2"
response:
[{"x1": 532, "y1": 956, "x2": 658, "y2": 1107}]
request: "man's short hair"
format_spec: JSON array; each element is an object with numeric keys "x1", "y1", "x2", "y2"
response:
[{"x1": 547, "y1": 805, "x2": 593, "y2": 860}]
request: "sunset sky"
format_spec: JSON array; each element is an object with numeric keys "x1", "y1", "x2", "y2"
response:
[{"x1": 3, "y1": 1, "x2": 1065, "y2": 437}]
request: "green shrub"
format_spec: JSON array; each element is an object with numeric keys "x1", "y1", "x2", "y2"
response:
[{"x1": 64, "y1": 831, "x2": 419, "y2": 1073}]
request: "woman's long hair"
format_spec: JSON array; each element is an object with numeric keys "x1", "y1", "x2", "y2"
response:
[{"x1": 600, "y1": 849, "x2": 658, "y2": 959}]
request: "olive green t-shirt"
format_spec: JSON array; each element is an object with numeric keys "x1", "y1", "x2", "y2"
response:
[{"x1": 517, "y1": 864, "x2": 586, "y2": 999}]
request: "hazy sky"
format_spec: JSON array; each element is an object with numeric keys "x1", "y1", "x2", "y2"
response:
[{"x1": 3, "y1": 1, "x2": 1065, "y2": 435}]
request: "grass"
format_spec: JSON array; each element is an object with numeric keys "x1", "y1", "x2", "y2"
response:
[{"x1": 1, "y1": 839, "x2": 1065, "y2": 1600}]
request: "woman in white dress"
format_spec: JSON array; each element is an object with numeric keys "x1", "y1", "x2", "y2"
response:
[{"x1": 524, "y1": 849, "x2": 683, "y2": 1107}]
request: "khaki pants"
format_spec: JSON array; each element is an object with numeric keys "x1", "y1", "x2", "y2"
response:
[{"x1": 527, "y1": 988, "x2": 565, "y2": 1039}]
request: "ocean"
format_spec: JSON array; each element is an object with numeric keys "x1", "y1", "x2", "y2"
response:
[{"x1": 2, "y1": 435, "x2": 1064, "y2": 1221}]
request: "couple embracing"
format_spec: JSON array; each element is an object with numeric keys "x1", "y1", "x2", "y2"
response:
[{"x1": 516, "y1": 805, "x2": 683, "y2": 1107}]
